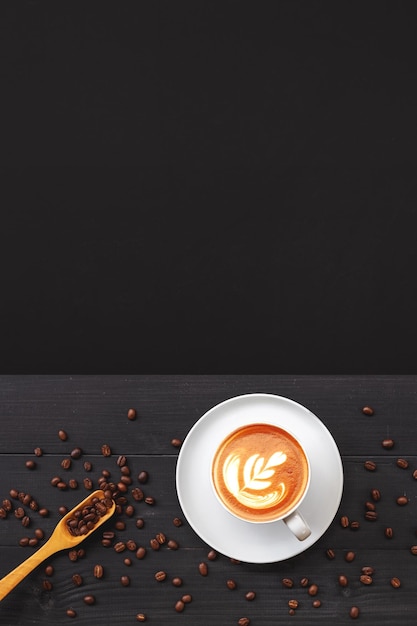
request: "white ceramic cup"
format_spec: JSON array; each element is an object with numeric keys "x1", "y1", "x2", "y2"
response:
[{"x1": 210, "y1": 422, "x2": 312, "y2": 541}]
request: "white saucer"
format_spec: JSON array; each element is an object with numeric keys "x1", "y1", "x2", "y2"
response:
[{"x1": 176, "y1": 393, "x2": 344, "y2": 563}]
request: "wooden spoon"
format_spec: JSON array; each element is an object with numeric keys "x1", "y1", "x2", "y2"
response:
[{"x1": 0, "y1": 489, "x2": 115, "y2": 601}]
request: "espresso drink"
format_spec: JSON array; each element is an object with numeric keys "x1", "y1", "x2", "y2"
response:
[{"x1": 212, "y1": 423, "x2": 309, "y2": 522}]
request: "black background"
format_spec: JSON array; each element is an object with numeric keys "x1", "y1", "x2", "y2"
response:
[{"x1": 1, "y1": 1, "x2": 417, "y2": 373}]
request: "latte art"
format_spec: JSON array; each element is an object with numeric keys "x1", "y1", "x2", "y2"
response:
[{"x1": 212, "y1": 424, "x2": 309, "y2": 522}]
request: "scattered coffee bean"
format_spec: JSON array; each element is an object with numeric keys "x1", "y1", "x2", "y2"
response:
[
  {"x1": 34, "y1": 447, "x2": 43, "y2": 457},
  {"x1": 136, "y1": 614, "x2": 147, "y2": 622},
  {"x1": 362, "y1": 406, "x2": 374, "y2": 415},
  {"x1": 155, "y1": 571, "x2": 166, "y2": 582},
  {"x1": 282, "y1": 578, "x2": 294, "y2": 588},
  {"x1": 68, "y1": 479, "x2": 78, "y2": 489},
  {"x1": 138, "y1": 471, "x2": 149, "y2": 484},
  {"x1": 121, "y1": 575, "x2": 130, "y2": 586},
  {"x1": 172, "y1": 577, "x2": 183, "y2": 587},
  {"x1": 350, "y1": 520, "x2": 360, "y2": 530},
  {"x1": 114, "y1": 541, "x2": 127, "y2": 553},
  {"x1": 58, "y1": 430, "x2": 68, "y2": 441},
  {"x1": 28, "y1": 538, "x2": 38, "y2": 547},
  {"x1": 19, "y1": 537, "x2": 29, "y2": 546},
  {"x1": 83, "y1": 595, "x2": 95, "y2": 605},
  {"x1": 42, "y1": 579, "x2": 53, "y2": 591},
  {"x1": 9, "y1": 489, "x2": 19, "y2": 499},
  {"x1": 364, "y1": 460, "x2": 377, "y2": 471},
  {"x1": 340, "y1": 515, "x2": 349, "y2": 528},
  {"x1": 72, "y1": 573, "x2": 83, "y2": 586},
  {"x1": 45, "y1": 565, "x2": 54, "y2": 576},
  {"x1": 345, "y1": 551, "x2": 355, "y2": 562},
  {"x1": 68, "y1": 550, "x2": 78, "y2": 562},
  {"x1": 308, "y1": 583, "x2": 319, "y2": 595},
  {"x1": 155, "y1": 532, "x2": 166, "y2": 545},
  {"x1": 300, "y1": 577, "x2": 309, "y2": 587},
  {"x1": 360, "y1": 574, "x2": 373, "y2": 585},
  {"x1": 371, "y1": 488, "x2": 381, "y2": 501},
  {"x1": 126, "y1": 539, "x2": 137, "y2": 551},
  {"x1": 245, "y1": 591, "x2": 256, "y2": 601},
  {"x1": 144, "y1": 496, "x2": 155, "y2": 505},
  {"x1": 326, "y1": 548, "x2": 336, "y2": 559},
  {"x1": 39, "y1": 508, "x2": 49, "y2": 517},
  {"x1": 173, "y1": 517, "x2": 183, "y2": 527},
  {"x1": 350, "y1": 606, "x2": 360, "y2": 619},
  {"x1": 338, "y1": 575, "x2": 348, "y2": 587},
  {"x1": 198, "y1": 562, "x2": 208, "y2": 576},
  {"x1": 83, "y1": 461, "x2": 92, "y2": 471},
  {"x1": 66, "y1": 609, "x2": 77, "y2": 618},
  {"x1": 149, "y1": 538, "x2": 160, "y2": 551},
  {"x1": 365, "y1": 500, "x2": 376, "y2": 511},
  {"x1": 289, "y1": 609, "x2": 296, "y2": 616},
  {"x1": 14, "y1": 507, "x2": 25, "y2": 519},
  {"x1": 361, "y1": 566, "x2": 374, "y2": 576},
  {"x1": 171, "y1": 438, "x2": 182, "y2": 448},
  {"x1": 93, "y1": 564, "x2": 104, "y2": 578},
  {"x1": 115, "y1": 520, "x2": 126, "y2": 531},
  {"x1": 117, "y1": 455, "x2": 127, "y2": 467},
  {"x1": 0, "y1": 507, "x2": 7, "y2": 519},
  {"x1": 136, "y1": 518, "x2": 145, "y2": 529},
  {"x1": 101, "y1": 444, "x2": 112, "y2": 457},
  {"x1": 70, "y1": 447, "x2": 82, "y2": 459},
  {"x1": 182, "y1": 594, "x2": 192, "y2": 603},
  {"x1": 3, "y1": 499, "x2": 12, "y2": 511},
  {"x1": 124, "y1": 557, "x2": 132, "y2": 566},
  {"x1": 365, "y1": 510, "x2": 378, "y2": 521},
  {"x1": 59, "y1": 506, "x2": 68, "y2": 516},
  {"x1": 175, "y1": 600, "x2": 185, "y2": 612},
  {"x1": 382, "y1": 439, "x2": 394, "y2": 449},
  {"x1": 227, "y1": 579, "x2": 237, "y2": 589},
  {"x1": 391, "y1": 577, "x2": 401, "y2": 588},
  {"x1": 61, "y1": 458, "x2": 71, "y2": 470},
  {"x1": 21, "y1": 515, "x2": 30, "y2": 527},
  {"x1": 167, "y1": 539, "x2": 179, "y2": 550},
  {"x1": 288, "y1": 599, "x2": 299, "y2": 609},
  {"x1": 207, "y1": 549, "x2": 217, "y2": 560},
  {"x1": 385, "y1": 527, "x2": 394, "y2": 539},
  {"x1": 312, "y1": 599, "x2": 321, "y2": 608},
  {"x1": 410, "y1": 546, "x2": 417, "y2": 555},
  {"x1": 25, "y1": 460, "x2": 36, "y2": 470},
  {"x1": 127, "y1": 408, "x2": 137, "y2": 420},
  {"x1": 396, "y1": 458, "x2": 409, "y2": 469},
  {"x1": 136, "y1": 546, "x2": 147, "y2": 559},
  {"x1": 238, "y1": 619, "x2": 250, "y2": 626},
  {"x1": 396, "y1": 495, "x2": 408, "y2": 506}
]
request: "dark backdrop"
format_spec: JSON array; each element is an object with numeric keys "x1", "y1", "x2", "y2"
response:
[{"x1": 1, "y1": 1, "x2": 416, "y2": 373}]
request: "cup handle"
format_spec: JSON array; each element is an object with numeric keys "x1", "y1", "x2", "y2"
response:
[{"x1": 283, "y1": 510, "x2": 311, "y2": 541}]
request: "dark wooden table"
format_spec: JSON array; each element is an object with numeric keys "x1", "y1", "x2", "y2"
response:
[{"x1": 0, "y1": 375, "x2": 416, "y2": 625}]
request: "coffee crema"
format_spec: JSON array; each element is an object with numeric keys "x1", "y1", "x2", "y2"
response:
[{"x1": 212, "y1": 423, "x2": 309, "y2": 522}]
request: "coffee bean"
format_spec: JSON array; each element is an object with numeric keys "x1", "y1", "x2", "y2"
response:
[
  {"x1": 57, "y1": 481, "x2": 67, "y2": 490},
  {"x1": 171, "y1": 438, "x2": 182, "y2": 448},
  {"x1": 396, "y1": 458, "x2": 409, "y2": 469},
  {"x1": 124, "y1": 558, "x2": 132, "y2": 566},
  {"x1": 0, "y1": 508, "x2": 7, "y2": 519},
  {"x1": 9, "y1": 489, "x2": 19, "y2": 499},
  {"x1": 396, "y1": 495, "x2": 409, "y2": 506},
  {"x1": 155, "y1": 571, "x2": 166, "y2": 582},
  {"x1": 245, "y1": 591, "x2": 256, "y2": 601},
  {"x1": 45, "y1": 565, "x2": 54, "y2": 576},
  {"x1": 21, "y1": 515, "x2": 30, "y2": 527},
  {"x1": 289, "y1": 610, "x2": 296, "y2": 616},
  {"x1": 362, "y1": 406, "x2": 374, "y2": 415},
  {"x1": 149, "y1": 538, "x2": 160, "y2": 551},
  {"x1": 144, "y1": 496, "x2": 155, "y2": 505},
  {"x1": 136, "y1": 614, "x2": 147, "y2": 622},
  {"x1": 350, "y1": 521, "x2": 360, "y2": 530},
  {"x1": 155, "y1": 532, "x2": 166, "y2": 545},
  {"x1": 312, "y1": 599, "x2": 321, "y2": 608},
  {"x1": 126, "y1": 539, "x2": 137, "y2": 551},
  {"x1": 172, "y1": 577, "x2": 183, "y2": 587},
  {"x1": 58, "y1": 430, "x2": 68, "y2": 441},
  {"x1": 288, "y1": 599, "x2": 298, "y2": 609},
  {"x1": 83, "y1": 461, "x2": 92, "y2": 471},
  {"x1": 136, "y1": 518, "x2": 145, "y2": 529},
  {"x1": 72, "y1": 573, "x2": 83, "y2": 586},
  {"x1": 340, "y1": 515, "x2": 349, "y2": 528},
  {"x1": 68, "y1": 550, "x2": 78, "y2": 562},
  {"x1": 360, "y1": 574, "x2": 373, "y2": 585},
  {"x1": 136, "y1": 546, "x2": 147, "y2": 559},
  {"x1": 138, "y1": 471, "x2": 149, "y2": 484},
  {"x1": 227, "y1": 579, "x2": 237, "y2": 589},
  {"x1": 3, "y1": 499, "x2": 12, "y2": 511},
  {"x1": 182, "y1": 594, "x2": 192, "y2": 603},
  {"x1": 410, "y1": 546, "x2": 417, "y2": 555},
  {"x1": 131, "y1": 488, "x2": 144, "y2": 501},
  {"x1": 300, "y1": 577, "x2": 309, "y2": 587},
  {"x1": 364, "y1": 460, "x2": 377, "y2": 471},
  {"x1": 68, "y1": 479, "x2": 78, "y2": 489},
  {"x1": 326, "y1": 548, "x2": 336, "y2": 559},
  {"x1": 66, "y1": 609, "x2": 77, "y2": 618},
  {"x1": 382, "y1": 439, "x2": 394, "y2": 449},
  {"x1": 34, "y1": 447, "x2": 43, "y2": 457},
  {"x1": 19, "y1": 537, "x2": 30, "y2": 546},
  {"x1": 282, "y1": 577, "x2": 294, "y2": 588},
  {"x1": 115, "y1": 520, "x2": 126, "y2": 531},
  {"x1": 371, "y1": 488, "x2": 381, "y2": 501},
  {"x1": 14, "y1": 507, "x2": 25, "y2": 519},
  {"x1": 391, "y1": 577, "x2": 401, "y2": 588},
  {"x1": 94, "y1": 564, "x2": 104, "y2": 578},
  {"x1": 338, "y1": 575, "x2": 348, "y2": 587},
  {"x1": 198, "y1": 562, "x2": 208, "y2": 576},
  {"x1": 365, "y1": 500, "x2": 376, "y2": 511},
  {"x1": 349, "y1": 606, "x2": 360, "y2": 619},
  {"x1": 83, "y1": 595, "x2": 95, "y2": 605},
  {"x1": 207, "y1": 549, "x2": 217, "y2": 560},
  {"x1": 101, "y1": 444, "x2": 112, "y2": 457},
  {"x1": 114, "y1": 541, "x2": 126, "y2": 553},
  {"x1": 117, "y1": 455, "x2": 127, "y2": 467},
  {"x1": 28, "y1": 538, "x2": 38, "y2": 547},
  {"x1": 365, "y1": 510, "x2": 378, "y2": 521},
  {"x1": 61, "y1": 458, "x2": 71, "y2": 470},
  {"x1": 127, "y1": 408, "x2": 137, "y2": 420},
  {"x1": 25, "y1": 460, "x2": 36, "y2": 470},
  {"x1": 308, "y1": 583, "x2": 319, "y2": 596},
  {"x1": 42, "y1": 579, "x2": 53, "y2": 591},
  {"x1": 238, "y1": 619, "x2": 250, "y2": 626},
  {"x1": 385, "y1": 527, "x2": 394, "y2": 539},
  {"x1": 173, "y1": 517, "x2": 183, "y2": 527},
  {"x1": 39, "y1": 508, "x2": 49, "y2": 517},
  {"x1": 175, "y1": 600, "x2": 185, "y2": 612},
  {"x1": 70, "y1": 447, "x2": 82, "y2": 459},
  {"x1": 121, "y1": 575, "x2": 130, "y2": 586},
  {"x1": 345, "y1": 551, "x2": 355, "y2": 562},
  {"x1": 166, "y1": 539, "x2": 178, "y2": 550},
  {"x1": 361, "y1": 566, "x2": 374, "y2": 576}
]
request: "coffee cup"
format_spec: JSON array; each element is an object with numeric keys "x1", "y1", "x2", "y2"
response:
[{"x1": 210, "y1": 422, "x2": 311, "y2": 540}]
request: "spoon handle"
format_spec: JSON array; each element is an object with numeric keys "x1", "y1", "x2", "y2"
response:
[{"x1": 0, "y1": 538, "x2": 58, "y2": 601}]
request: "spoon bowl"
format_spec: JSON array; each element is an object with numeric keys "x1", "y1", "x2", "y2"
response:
[{"x1": 0, "y1": 489, "x2": 115, "y2": 601}]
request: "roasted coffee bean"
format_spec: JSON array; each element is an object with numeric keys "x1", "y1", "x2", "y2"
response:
[
  {"x1": 410, "y1": 545, "x2": 417, "y2": 555},
  {"x1": 117, "y1": 455, "x2": 127, "y2": 467},
  {"x1": 61, "y1": 458, "x2": 71, "y2": 470},
  {"x1": 171, "y1": 438, "x2": 182, "y2": 448},
  {"x1": 121, "y1": 575, "x2": 130, "y2": 586},
  {"x1": 29, "y1": 499, "x2": 38, "y2": 511},
  {"x1": 289, "y1": 610, "x2": 296, "y2": 617},
  {"x1": 345, "y1": 551, "x2": 355, "y2": 562},
  {"x1": 238, "y1": 619, "x2": 250, "y2": 626},
  {"x1": 28, "y1": 538, "x2": 38, "y2": 547},
  {"x1": 83, "y1": 461, "x2": 92, "y2": 471},
  {"x1": 308, "y1": 584, "x2": 319, "y2": 596},
  {"x1": 124, "y1": 558, "x2": 132, "y2": 566},
  {"x1": 227, "y1": 579, "x2": 237, "y2": 589},
  {"x1": 198, "y1": 562, "x2": 208, "y2": 576},
  {"x1": 59, "y1": 506, "x2": 68, "y2": 516},
  {"x1": 365, "y1": 500, "x2": 376, "y2": 511},
  {"x1": 365, "y1": 510, "x2": 378, "y2": 521},
  {"x1": 155, "y1": 532, "x2": 166, "y2": 544},
  {"x1": 288, "y1": 599, "x2": 299, "y2": 609},
  {"x1": 9, "y1": 489, "x2": 19, "y2": 499},
  {"x1": 385, "y1": 527, "x2": 394, "y2": 538},
  {"x1": 382, "y1": 438, "x2": 394, "y2": 449},
  {"x1": 155, "y1": 571, "x2": 166, "y2": 582},
  {"x1": 34, "y1": 447, "x2": 43, "y2": 457},
  {"x1": 182, "y1": 594, "x2": 192, "y2": 603},
  {"x1": 121, "y1": 466, "x2": 131, "y2": 477},
  {"x1": 282, "y1": 578, "x2": 294, "y2": 588},
  {"x1": 360, "y1": 574, "x2": 373, "y2": 585},
  {"x1": 397, "y1": 495, "x2": 409, "y2": 506},
  {"x1": 245, "y1": 591, "x2": 256, "y2": 601},
  {"x1": 39, "y1": 508, "x2": 49, "y2": 517},
  {"x1": 340, "y1": 515, "x2": 349, "y2": 528},
  {"x1": 131, "y1": 488, "x2": 144, "y2": 501},
  {"x1": 0, "y1": 508, "x2": 7, "y2": 519},
  {"x1": 45, "y1": 565, "x2": 54, "y2": 576},
  {"x1": 83, "y1": 478, "x2": 93, "y2": 490},
  {"x1": 172, "y1": 577, "x2": 183, "y2": 587},
  {"x1": 136, "y1": 546, "x2": 147, "y2": 559},
  {"x1": 115, "y1": 520, "x2": 126, "y2": 531},
  {"x1": 25, "y1": 460, "x2": 36, "y2": 470},
  {"x1": 72, "y1": 573, "x2": 83, "y2": 586},
  {"x1": 42, "y1": 579, "x2": 53, "y2": 591},
  {"x1": 349, "y1": 606, "x2": 360, "y2": 619},
  {"x1": 362, "y1": 406, "x2": 374, "y2": 415},
  {"x1": 326, "y1": 548, "x2": 336, "y2": 559},
  {"x1": 114, "y1": 541, "x2": 126, "y2": 553},
  {"x1": 136, "y1": 613, "x2": 146, "y2": 622},
  {"x1": 14, "y1": 507, "x2": 25, "y2": 519},
  {"x1": 361, "y1": 566, "x2": 374, "y2": 576},
  {"x1": 300, "y1": 577, "x2": 309, "y2": 587},
  {"x1": 101, "y1": 444, "x2": 112, "y2": 457},
  {"x1": 396, "y1": 458, "x2": 409, "y2": 469},
  {"x1": 207, "y1": 549, "x2": 217, "y2": 560},
  {"x1": 350, "y1": 520, "x2": 360, "y2": 530},
  {"x1": 68, "y1": 550, "x2": 78, "y2": 562},
  {"x1": 117, "y1": 481, "x2": 128, "y2": 493},
  {"x1": 175, "y1": 600, "x2": 185, "y2": 613},
  {"x1": 149, "y1": 538, "x2": 160, "y2": 551},
  {"x1": 21, "y1": 515, "x2": 30, "y2": 527},
  {"x1": 167, "y1": 539, "x2": 179, "y2": 550},
  {"x1": 126, "y1": 539, "x2": 137, "y2": 551},
  {"x1": 120, "y1": 475, "x2": 132, "y2": 486},
  {"x1": 364, "y1": 460, "x2": 377, "y2": 471},
  {"x1": 145, "y1": 496, "x2": 155, "y2": 505},
  {"x1": 391, "y1": 577, "x2": 401, "y2": 588},
  {"x1": 83, "y1": 595, "x2": 95, "y2": 605},
  {"x1": 68, "y1": 479, "x2": 78, "y2": 489},
  {"x1": 19, "y1": 537, "x2": 30, "y2": 546},
  {"x1": 3, "y1": 499, "x2": 12, "y2": 512},
  {"x1": 70, "y1": 447, "x2": 82, "y2": 459},
  {"x1": 57, "y1": 481, "x2": 67, "y2": 490},
  {"x1": 136, "y1": 518, "x2": 145, "y2": 529},
  {"x1": 51, "y1": 476, "x2": 61, "y2": 487},
  {"x1": 127, "y1": 408, "x2": 137, "y2": 420},
  {"x1": 371, "y1": 488, "x2": 381, "y2": 501},
  {"x1": 35, "y1": 529, "x2": 44, "y2": 539},
  {"x1": 94, "y1": 564, "x2": 104, "y2": 578},
  {"x1": 338, "y1": 575, "x2": 348, "y2": 587},
  {"x1": 138, "y1": 471, "x2": 149, "y2": 484},
  {"x1": 58, "y1": 429, "x2": 68, "y2": 441},
  {"x1": 173, "y1": 517, "x2": 183, "y2": 527},
  {"x1": 312, "y1": 599, "x2": 322, "y2": 608},
  {"x1": 66, "y1": 609, "x2": 77, "y2": 618}
]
